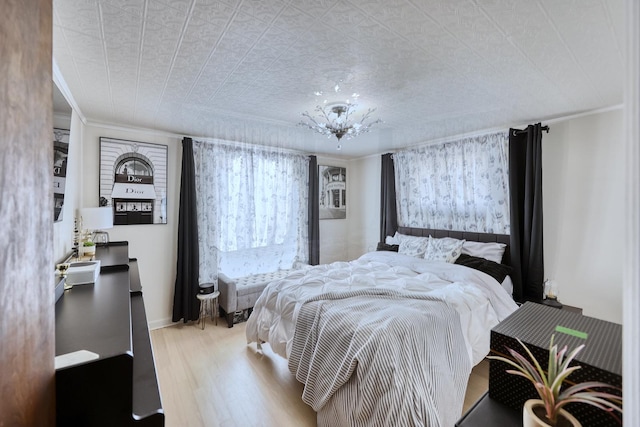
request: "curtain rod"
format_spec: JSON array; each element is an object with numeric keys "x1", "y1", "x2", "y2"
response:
[{"x1": 512, "y1": 125, "x2": 550, "y2": 135}]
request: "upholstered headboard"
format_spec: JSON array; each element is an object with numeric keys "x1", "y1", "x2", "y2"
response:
[{"x1": 395, "y1": 226, "x2": 511, "y2": 266}]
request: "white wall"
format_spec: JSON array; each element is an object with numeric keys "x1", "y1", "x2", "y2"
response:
[
  {"x1": 542, "y1": 109, "x2": 624, "y2": 323},
  {"x1": 81, "y1": 124, "x2": 182, "y2": 329},
  {"x1": 347, "y1": 154, "x2": 381, "y2": 259}
]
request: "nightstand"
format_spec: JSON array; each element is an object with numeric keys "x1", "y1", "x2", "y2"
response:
[{"x1": 456, "y1": 392, "x2": 520, "y2": 426}]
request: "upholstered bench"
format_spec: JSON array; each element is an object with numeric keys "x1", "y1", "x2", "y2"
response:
[{"x1": 218, "y1": 269, "x2": 294, "y2": 328}]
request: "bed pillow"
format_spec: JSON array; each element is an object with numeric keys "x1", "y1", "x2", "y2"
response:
[
  {"x1": 423, "y1": 237, "x2": 465, "y2": 263},
  {"x1": 455, "y1": 253, "x2": 512, "y2": 283},
  {"x1": 385, "y1": 232, "x2": 401, "y2": 245},
  {"x1": 461, "y1": 241, "x2": 507, "y2": 264},
  {"x1": 376, "y1": 242, "x2": 399, "y2": 252},
  {"x1": 397, "y1": 235, "x2": 430, "y2": 257}
]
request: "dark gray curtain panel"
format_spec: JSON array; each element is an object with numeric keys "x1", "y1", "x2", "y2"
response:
[
  {"x1": 172, "y1": 137, "x2": 200, "y2": 322},
  {"x1": 308, "y1": 155, "x2": 320, "y2": 265},
  {"x1": 509, "y1": 124, "x2": 545, "y2": 303},
  {"x1": 380, "y1": 153, "x2": 398, "y2": 242}
]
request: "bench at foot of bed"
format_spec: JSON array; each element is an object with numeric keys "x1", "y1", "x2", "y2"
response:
[{"x1": 218, "y1": 269, "x2": 296, "y2": 328}]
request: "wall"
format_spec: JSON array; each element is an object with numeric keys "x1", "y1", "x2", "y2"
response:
[
  {"x1": 0, "y1": 0, "x2": 55, "y2": 424},
  {"x1": 347, "y1": 154, "x2": 381, "y2": 259},
  {"x1": 81, "y1": 124, "x2": 182, "y2": 329},
  {"x1": 542, "y1": 109, "x2": 624, "y2": 323}
]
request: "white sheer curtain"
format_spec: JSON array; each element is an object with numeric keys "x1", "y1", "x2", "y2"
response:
[
  {"x1": 193, "y1": 139, "x2": 309, "y2": 283},
  {"x1": 393, "y1": 131, "x2": 510, "y2": 234}
]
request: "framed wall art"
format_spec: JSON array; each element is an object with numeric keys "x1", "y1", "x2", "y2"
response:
[
  {"x1": 99, "y1": 137, "x2": 168, "y2": 225},
  {"x1": 53, "y1": 128, "x2": 70, "y2": 222},
  {"x1": 319, "y1": 165, "x2": 346, "y2": 220}
]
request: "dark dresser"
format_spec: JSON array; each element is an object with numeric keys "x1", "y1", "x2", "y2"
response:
[{"x1": 55, "y1": 242, "x2": 164, "y2": 426}]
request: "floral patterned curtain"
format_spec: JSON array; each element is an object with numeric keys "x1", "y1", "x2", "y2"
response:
[
  {"x1": 193, "y1": 139, "x2": 309, "y2": 283},
  {"x1": 393, "y1": 131, "x2": 510, "y2": 234}
]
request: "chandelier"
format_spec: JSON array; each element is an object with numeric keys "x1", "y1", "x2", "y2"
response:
[{"x1": 298, "y1": 84, "x2": 382, "y2": 149}]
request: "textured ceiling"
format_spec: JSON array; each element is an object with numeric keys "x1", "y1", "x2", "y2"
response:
[{"x1": 53, "y1": 0, "x2": 624, "y2": 157}]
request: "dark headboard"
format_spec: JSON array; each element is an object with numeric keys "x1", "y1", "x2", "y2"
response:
[{"x1": 395, "y1": 227, "x2": 511, "y2": 266}]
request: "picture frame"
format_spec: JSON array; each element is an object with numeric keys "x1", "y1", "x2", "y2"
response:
[
  {"x1": 53, "y1": 128, "x2": 70, "y2": 222},
  {"x1": 99, "y1": 137, "x2": 168, "y2": 225},
  {"x1": 319, "y1": 165, "x2": 346, "y2": 220}
]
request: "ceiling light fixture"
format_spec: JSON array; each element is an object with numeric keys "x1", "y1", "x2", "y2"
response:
[{"x1": 298, "y1": 83, "x2": 382, "y2": 150}]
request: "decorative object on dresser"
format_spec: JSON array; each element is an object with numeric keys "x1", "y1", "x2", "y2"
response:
[
  {"x1": 56, "y1": 262, "x2": 71, "y2": 293},
  {"x1": 80, "y1": 207, "x2": 113, "y2": 245},
  {"x1": 55, "y1": 242, "x2": 164, "y2": 426},
  {"x1": 81, "y1": 240, "x2": 96, "y2": 257},
  {"x1": 65, "y1": 260, "x2": 100, "y2": 287},
  {"x1": 489, "y1": 302, "x2": 622, "y2": 426},
  {"x1": 78, "y1": 207, "x2": 113, "y2": 257}
]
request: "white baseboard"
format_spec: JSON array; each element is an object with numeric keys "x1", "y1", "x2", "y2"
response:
[{"x1": 148, "y1": 317, "x2": 175, "y2": 330}]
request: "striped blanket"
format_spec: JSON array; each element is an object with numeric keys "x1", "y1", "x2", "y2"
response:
[{"x1": 288, "y1": 289, "x2": 471, "y2": 427}]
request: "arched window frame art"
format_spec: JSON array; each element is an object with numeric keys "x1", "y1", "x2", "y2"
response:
[{"x1": 99, "y1": 137, "x2": 168, "y2": 225}]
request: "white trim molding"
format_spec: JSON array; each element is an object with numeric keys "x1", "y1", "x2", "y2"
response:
[
  {"x1": 52, "y1": 58, "x2": 87, "y2": 125},
  {"x1": 624, "y1": 0, "x2": 639, "y2": 424}
]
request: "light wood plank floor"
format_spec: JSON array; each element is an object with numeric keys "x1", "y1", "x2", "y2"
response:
[{"x1": 150, "y1": 319, "x2": 489, "y2": 427}]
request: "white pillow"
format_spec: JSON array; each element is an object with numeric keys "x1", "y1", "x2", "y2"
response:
[
  {"x1": 397, "y1": 235, "x2": 430, "y2": 257},
  {"x1": 462, "y1": 241, "x2": 507, "y2": 264},
  {"x1": 424, "y1": 237, "x2": 465, "y2": 263},
  {"x1": 385, "y1": 233, "x2": 401, "y2": 245}
]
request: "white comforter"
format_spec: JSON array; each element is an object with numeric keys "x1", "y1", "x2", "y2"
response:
[{"x1": 246, "y1": 251, "x2": 518, "y2": 366}]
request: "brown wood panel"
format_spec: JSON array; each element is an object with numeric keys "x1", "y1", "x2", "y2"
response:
[{"x1": 0, "y1": 0, "x2": 55, "y2": 426}]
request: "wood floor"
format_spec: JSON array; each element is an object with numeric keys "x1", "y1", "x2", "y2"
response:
[{"x1": 150, "y1": 318, "x2": 489, "y2": 427}]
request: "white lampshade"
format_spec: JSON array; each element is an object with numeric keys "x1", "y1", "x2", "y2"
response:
[{"x1": 81, "y1": 207, "x2": 113, "y2": 230}]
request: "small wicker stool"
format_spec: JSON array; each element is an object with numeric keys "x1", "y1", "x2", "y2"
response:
[{"x1": 196, "y1": 290, "x2": 220, "y2": 330}]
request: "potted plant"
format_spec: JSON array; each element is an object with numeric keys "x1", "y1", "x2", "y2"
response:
[
  {"x1": 488, "y1": 335, "x2": 622, "y2": 427},
  {"x1": 82, "y1": 240, "x2": 96, "y2": 256}
]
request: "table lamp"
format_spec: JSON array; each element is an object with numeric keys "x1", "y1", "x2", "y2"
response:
[
  {"x1": 81, "y1": 207, "x2": 113, "y2": 245},
  {"x1": 542, "y1": 279, "x2": 563, "y2": 309}
]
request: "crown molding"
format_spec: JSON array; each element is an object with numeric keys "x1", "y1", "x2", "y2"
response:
[{"x1": 52, "y1": 58, "x2": 87, "y2": 125}]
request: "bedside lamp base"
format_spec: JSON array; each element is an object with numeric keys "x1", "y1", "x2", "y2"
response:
[{"x1": 542, "y1": 297, "x2": 563, "y2": 309}]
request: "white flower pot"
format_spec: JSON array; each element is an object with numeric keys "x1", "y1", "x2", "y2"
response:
[
  {"x1": 523, "y1": 399, "x2": 581, "y2": 427},
  {"x1": 81, "y1": 244, "x2": 96, "y2": 256}
]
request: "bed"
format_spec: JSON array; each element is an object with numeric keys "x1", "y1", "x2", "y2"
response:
[{"x1": 245, "y1": 228, "x2": 518, "y2": 427}]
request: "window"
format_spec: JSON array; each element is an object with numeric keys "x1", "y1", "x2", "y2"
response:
[
  {"x1": 193, "y1": 140, "x2": 309, "y2": 282},
  {"x1": 393, "y1": 131, "x2": 510, "y2": 234}
]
